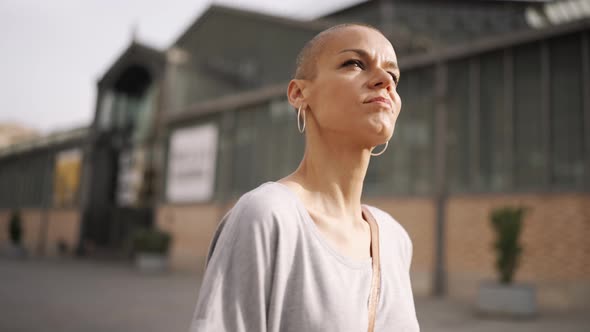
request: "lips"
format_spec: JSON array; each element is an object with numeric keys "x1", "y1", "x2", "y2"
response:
[{"x1": 364, "y1": 96, "x2": 393, "y2": 109}]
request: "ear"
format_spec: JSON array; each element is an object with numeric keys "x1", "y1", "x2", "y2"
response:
[{"x1": 287, "y1": 79, "x2": 308, "y2": 110}]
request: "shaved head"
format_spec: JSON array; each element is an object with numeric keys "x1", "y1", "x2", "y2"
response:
[{"x1": 294, "y1": 23, "x2": 387, "y2": 80}]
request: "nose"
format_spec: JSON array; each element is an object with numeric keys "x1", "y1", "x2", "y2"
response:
[{"x1": 369, "y1": 68, "x2": 395, "y2": 91}]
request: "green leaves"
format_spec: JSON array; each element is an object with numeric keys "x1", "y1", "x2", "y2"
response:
[
  {"x1": 490, "y1": 206, "x2": 528, "y2": 284},
  {"x1": 131, "y1": 228, "x2": 171, "y2": 254}
]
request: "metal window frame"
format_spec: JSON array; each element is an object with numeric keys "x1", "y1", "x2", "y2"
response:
[
  {"x1": 541, "y1": 41, "x2": 552, "y2": 187},
  {"x1": 469, "y1": 58, "x2": 481, "y2": 189},
  {"x1": 504, "y1": 48, "x2": 515, "y2": 190},
  {"x1": 433, "y1": 63, "x2": 448, "y2": 297},
  {"x1": 582, "y1": 32, "x2": 590, "y2": 189}
]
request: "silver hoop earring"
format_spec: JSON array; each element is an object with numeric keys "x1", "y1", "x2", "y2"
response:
[
  {"x1": 297, "y1": 105, "x2": 306, "y2": 133},
  {"x1": 371, "y1": 141, "x2": 389, "y2": 156}
]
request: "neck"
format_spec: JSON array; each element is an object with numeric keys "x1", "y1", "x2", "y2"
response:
[{"x1": 289, "y1": 129, "x2": 371, "y2": 223}]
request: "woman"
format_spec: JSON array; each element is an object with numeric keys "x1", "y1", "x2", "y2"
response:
[{"x1": 189, "y1": 23, "x2": 420, "y2": 332}]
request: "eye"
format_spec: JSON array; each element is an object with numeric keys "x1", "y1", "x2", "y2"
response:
[
  {"x1": 388, "y1": 72, "x2": 400, "y2": 85},
  {"x1": 342, "y1": 59, "x2": 364, "y2": 69}
]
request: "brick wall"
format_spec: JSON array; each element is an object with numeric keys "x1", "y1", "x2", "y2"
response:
[
  {"x1": 446, "y1": 193, "x2": 590, "y2": 310},
  {"x1": 156, "y1": 193, "x2": 590, "y2": 310},
  {"x1": 365, "y1": 197, "x2": 436, "y2": 296},
  {"x1": 0, "y1": 208, "x2": 80, "y2": 257},
  {"x1": 156, "y1": 202, "x2": 235, "y2": 274},
  {"x1": 45, "y1": 209, "x2": 80, "y2": 256}
]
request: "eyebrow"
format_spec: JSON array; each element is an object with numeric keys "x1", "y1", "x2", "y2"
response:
[{"x1": 338, "y1": 48, "x2": 399, "y2": 72}]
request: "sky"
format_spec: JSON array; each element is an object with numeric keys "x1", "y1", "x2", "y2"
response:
[{"x1": 0, "y1": 0, "x2": 364, "y2": 134}]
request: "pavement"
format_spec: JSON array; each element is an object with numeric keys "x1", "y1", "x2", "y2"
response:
[{"x1": 1, "y1": 257, "x2": 588, "y2": 332}]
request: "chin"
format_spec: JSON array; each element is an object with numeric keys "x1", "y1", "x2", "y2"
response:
[
  {"x1": 367, "y1": 113, "x2": 395, "y2": 132},
  {"x1": 365, "y1": 132, "x2": 392, "y2": 148},
  {"x1": 356, "y1": 119, "x2": 395, "y2": 146},
  {"x1": 387, "y1": 124, "x2": 397, "y2": 138},
  {"x1": 375, "y1": 122, "x2": 395, "y2": 140}
]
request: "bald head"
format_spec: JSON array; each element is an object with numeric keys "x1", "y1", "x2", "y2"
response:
[{"x1": 294, "y1": 23, "x2": 387, "y2": 80}]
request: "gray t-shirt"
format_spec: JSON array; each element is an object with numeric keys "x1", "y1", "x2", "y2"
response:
[{"x1": 189, "y1": 182, "x2": 420, "y2": 332}]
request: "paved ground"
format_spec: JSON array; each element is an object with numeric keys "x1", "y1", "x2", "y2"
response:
[{"x1": 1, "y1": 258, "x2": 588, "y2": 332}]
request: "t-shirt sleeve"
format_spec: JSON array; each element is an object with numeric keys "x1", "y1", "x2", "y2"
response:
[
  {"x1": 188, "y1": 194, "x2": 277, "y2": 332},
  {"x1": 403, "y1": 226, "x2": 413, "y2": 270},
  {"x1": 373, "y1": 207, "x2": 414, "y2": 271},
  {"x1": 392, "y1": 215, "x2": 413, "y2": 271}
]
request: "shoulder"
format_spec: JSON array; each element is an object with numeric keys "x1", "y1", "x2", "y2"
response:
[
  {"x1": 363, "y1": 204, "x2": 413, "y2": 261},
  {"x1": 364, "y1": 205, "x2": 411, "y2": 240},
  {"x1": 232, "y1": 182, "x2": 298, "y2": 219},
  {"x1": 219, "y1": 182, "x2": 300, "y2": 237},
  {"x1": 207, "y1": 182, "x2": 297, "y2": 263}
]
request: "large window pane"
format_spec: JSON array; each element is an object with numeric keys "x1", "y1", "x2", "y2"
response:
[
  {"x1": 514, "y1": 43, "x2": 545, "y2": 189},
  {"x1": 230, "y1": 104, "x2": 280, "y2": 196},
  {"x1": 480, "y1": 51, "x2": 509, "y2": 191},
  {"x1": 446, "y1": 60, "x2": 471, "y2": 192},
  {"x1": 232, "y1": 106, "x2": 259, "y2": 195},
  {"x1": 253, "y1": 105, "x2": 274, "y2": 185},
  {"x1": 269, "y1": 99, "x2": 303, "y2": 181},
  {"x1": 550, "y1": 34, "x2": 585, "y2": 187}
]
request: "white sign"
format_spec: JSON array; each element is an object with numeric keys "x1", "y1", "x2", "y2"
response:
[{"x1": 166, "y1": 123, "x2": 218, "y2": 203}]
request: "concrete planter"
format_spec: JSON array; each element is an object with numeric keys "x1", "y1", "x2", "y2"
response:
[
  {"x1": 477, "y1": 281, "x2": 537, "y2": 317},
  {"x1": 135, "y1": 253, "x2": 168, "y2": 273}
]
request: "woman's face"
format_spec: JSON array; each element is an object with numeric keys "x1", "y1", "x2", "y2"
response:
[{"x1": 302, "y1": 26, "x2": 401, "y2": 149}]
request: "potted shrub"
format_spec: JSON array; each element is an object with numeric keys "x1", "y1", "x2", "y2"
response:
[
  {"x1": 477, "y1": 206, "x2": 536, "y2": 317},
  {"x1": 131, "y1": 227, "x2": 171, "y2": 273},
  {"x1": 6, "y1": 209, "x2": 27, "y2": 258}
]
